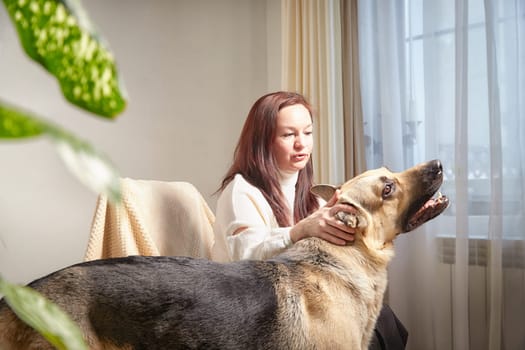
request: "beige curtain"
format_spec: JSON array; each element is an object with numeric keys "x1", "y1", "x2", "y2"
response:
[
  {"x1": 340, "y1": 0, "x2": 366, "y2": 178},
  {"x1": 281, "y1": 0, "x2": 365, "y2": 185}
]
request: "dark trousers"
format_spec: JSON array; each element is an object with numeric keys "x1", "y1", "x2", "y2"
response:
[{"x1": 368, "y1": 305, "x2": 408, "y2": 350}]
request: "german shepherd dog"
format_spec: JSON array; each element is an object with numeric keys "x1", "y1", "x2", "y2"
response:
[{"x1": 0, "y1": 160, "x2": 449, "y2": 350}]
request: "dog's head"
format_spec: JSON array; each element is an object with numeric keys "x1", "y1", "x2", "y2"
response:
[{"x1": 311, "y1": 159, "x2": 449, "y2": 252}]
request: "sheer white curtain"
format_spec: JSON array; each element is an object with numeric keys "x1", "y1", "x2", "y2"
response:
[{"x1": 357, "y1": 1, "x2": 525, "y2": 349}]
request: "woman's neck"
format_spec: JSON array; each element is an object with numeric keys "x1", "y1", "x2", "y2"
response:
[
  {"x1": 279, "y1": 171, "x2": 298, "y2": 218},
  {"x1": 278, "y1": 170, "x2": 299, "y2": 187}
]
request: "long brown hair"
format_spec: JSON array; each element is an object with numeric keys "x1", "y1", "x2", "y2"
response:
[{"x1": 218, "y1": 91, "x2": 320, "y2": 227}]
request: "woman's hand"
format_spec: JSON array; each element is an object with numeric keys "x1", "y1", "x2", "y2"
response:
[{"x1": 289, "y1": 190, "x2": 357, "y2": 245}]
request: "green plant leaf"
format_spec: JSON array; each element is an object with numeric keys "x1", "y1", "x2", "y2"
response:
[
  {"x1": 0, "y1": 100, "x2": 122, "y2": 202},
  {"x1": 2, "y1": 0, "x2": 127, "y2": 118},
  {"x1": 0, "y1": 101, "x2": 45, "y2": 138},
  {"x1": 46, "y1": 123, "x2": 122, "y2": 203},
  {"x1": 0, "y1": 276, "x2": 88, "y2": 350}
]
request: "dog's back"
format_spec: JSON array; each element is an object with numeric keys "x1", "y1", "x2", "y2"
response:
[
  {"x1": 0, "y1": 250, "x2": 380, "y2": 350},
  {"x1": 0, "y1": 256, "x2": 301, "y2": 350}
]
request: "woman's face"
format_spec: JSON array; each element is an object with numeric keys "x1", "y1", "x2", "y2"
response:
[{"x1": 273, "y1": 104, "x2": 313, "y2": 174}]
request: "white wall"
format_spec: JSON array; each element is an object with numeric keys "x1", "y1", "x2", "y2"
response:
[{"x1": 0, "y1": 0, "x2": 281, "y2": 284}]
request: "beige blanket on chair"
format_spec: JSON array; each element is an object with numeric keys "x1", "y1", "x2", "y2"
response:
[{"x1": 84, "y1": 178, "x2": 215, "y2": 261}]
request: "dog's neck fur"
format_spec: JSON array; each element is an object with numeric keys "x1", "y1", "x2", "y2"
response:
[
  {"x1": 274, "y1": 235, "x2": 391, "y2": 349},
  {"x1": 276, "y1": 234, "x2": 393, "y2": 283},
  {"x1": 276, "y1": 222, "x2": 396, "y2": 264},
  {"x1": 358, "y1": 227, "x2": 396, "y2": 263}
]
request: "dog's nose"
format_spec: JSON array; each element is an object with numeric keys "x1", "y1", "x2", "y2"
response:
[
  {"x1": 425, "y1": 160, "x2": 444, "y2": 187},
  {"x1": 431, "y1": 159, "x2": 443, "y2": 176}
]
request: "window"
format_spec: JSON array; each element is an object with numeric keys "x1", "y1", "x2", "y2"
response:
[{"x1": 360, "y1": 0, "x2": 524, "y2": 240}]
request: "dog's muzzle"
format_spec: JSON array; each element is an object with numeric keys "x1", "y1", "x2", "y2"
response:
[{"x1": 404, "y1": 160, "x2": 449, "y2": 232}]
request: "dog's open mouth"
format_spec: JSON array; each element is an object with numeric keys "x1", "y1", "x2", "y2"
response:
[{"x1": 406, "y1": 192, "x2": 449, "y2": 232}]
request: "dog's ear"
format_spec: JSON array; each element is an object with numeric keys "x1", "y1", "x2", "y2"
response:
[{"x1": 311, "y1": 184, "x2": 339, "y2": 201}]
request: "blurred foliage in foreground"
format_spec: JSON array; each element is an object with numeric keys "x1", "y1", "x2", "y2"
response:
[{"x1": 1, "y1": 0, "x2": 129, "y2": 348}]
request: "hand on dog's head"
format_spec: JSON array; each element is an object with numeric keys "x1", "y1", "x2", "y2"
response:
[{"x1": 311, "y1": 184, "x2": 367, "y2": 229}]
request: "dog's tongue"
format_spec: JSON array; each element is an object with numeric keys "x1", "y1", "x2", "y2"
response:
[{"x1": 406, "y1": 193, "x2": 449, "y2": 231}]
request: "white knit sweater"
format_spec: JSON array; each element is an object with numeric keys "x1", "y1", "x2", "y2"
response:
[{"x1": 211, "y1": 172, "x2": 298, "y2": 262}]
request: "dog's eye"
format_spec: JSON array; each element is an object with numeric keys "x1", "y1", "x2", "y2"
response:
[{"x1": 382, "y1": 181, "x2": 395, "y2": 198}]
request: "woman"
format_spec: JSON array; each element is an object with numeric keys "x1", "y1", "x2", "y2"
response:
[{"x1": 212, "y1": 91, "x2": 407, "y2": 349}]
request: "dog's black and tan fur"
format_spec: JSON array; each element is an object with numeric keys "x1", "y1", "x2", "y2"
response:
[{"x1": 0, "y1": 160, "x2": 449, "y2": 350}]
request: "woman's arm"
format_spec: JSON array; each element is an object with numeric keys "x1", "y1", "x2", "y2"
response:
[
  {"x1": 213, "y1": 178, "x2": 293, "y2": 261},
  {"x1": 226, "y1": 225, "x2": 293, "y2": 261},
  {"x1": 212, "y1": 176, "x2": 356, "y2": 262}
]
